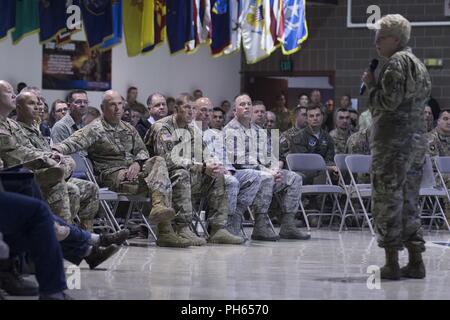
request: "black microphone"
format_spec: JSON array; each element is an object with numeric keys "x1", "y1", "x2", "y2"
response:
[{"x1": 360, "y1": 59, "x2": 379, "y2": 95}]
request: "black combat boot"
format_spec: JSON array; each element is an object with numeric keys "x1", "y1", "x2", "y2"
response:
[
  {"x1": 0, "y1": 258, "x2": 38, "y2": 296},
  {"x1": 380, "y1": 248, "x2": 401, "y2": 280},
  {"x1": 401, "y1": 247, "x2": 426, "y2": 279}
]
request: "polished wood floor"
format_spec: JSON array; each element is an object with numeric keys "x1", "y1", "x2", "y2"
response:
[{"x1": 63, "y1": 228, "x2": 450, "y2": 300}]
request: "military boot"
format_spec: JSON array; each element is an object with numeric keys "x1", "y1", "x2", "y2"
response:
[
  {"x1": 176, "y1": 225, "x2": 207, "y2": 246},
  {"x1": 84, "y1": 244, "x2": 120, "y2": 270},
  {"x1": 156, "y1": 221, "x2": 191, "y2": 248},
  {"x1": 251, "y1": 213, "x2": 280, "y2": 241},
  {"x1": 0, "y1": 259, "x2": 38, "y2": 296},
  {"x1": 401, "y1": 247, "x2": 426, "y2": 279},
  {"x1": 148, "y1": 191, "x2": 176, "y2": 224},
  {"x1": 279, "y1": 213, "x2": 311, "y2": 240},
  {"x1": 209, "y1": 226, "x2": 245, "y2": 245},
  {"x1": 226, "y1": 214, "x2": 243, "y2": 236},
  {"x1": 380, "y1": 248, "x2": 401, "y2": 280}
]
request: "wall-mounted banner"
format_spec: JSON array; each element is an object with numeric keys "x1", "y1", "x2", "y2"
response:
[{"x1": 42, "y1": 40, "x2": 112, "y2": 91}]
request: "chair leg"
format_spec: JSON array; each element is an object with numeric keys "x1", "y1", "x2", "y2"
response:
[
  {"x1": 141, "y1": 214, "x2": 158, "y2": 241},
  {"x1": 299, "y1": 199, "x2": 311, "y2": 231}
]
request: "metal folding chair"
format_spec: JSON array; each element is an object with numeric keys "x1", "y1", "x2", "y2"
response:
[
  {"x1": 418, "y1": 156, "x2": 449, "y2": 231},
  {"x1": 432, "y1": 156, "x2": 450, "y2": 231},
  {"x1": 344, "y1": 155, "x2": 375, "y2": 236},
  {"x1": 286, "y1": 153, "x2": 345, "y2": 231}
]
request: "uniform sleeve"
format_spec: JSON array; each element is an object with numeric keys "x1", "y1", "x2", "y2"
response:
[
  {"x1": 51, "y1": 122, "x2": 72, "y2": 144},
  {"x1": 130, "y1": 126, "x2": 150, "y2": 162},
  {"x1": 53, "y1": 126, "x2": 98, "y2": 155},
  {"x1": 296, "y1": 132, "x2": 310, "y2": 154},
  {"x1": 425, "y1": 133, "x2": 439, "y2": 158},
  {"x1": 325, "y1": 135, "x2": 336, "y2": 166},
  {"x1": 369, "y1": 59, "x2": 406, "y2": 113},
  {"x1": 279, "y1": 132, "x2": 290, "y2": 165}
]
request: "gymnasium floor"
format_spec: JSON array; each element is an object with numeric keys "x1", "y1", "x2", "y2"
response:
[{"x1": 65, "y1": 228, "x2": 450, "y2": 300}]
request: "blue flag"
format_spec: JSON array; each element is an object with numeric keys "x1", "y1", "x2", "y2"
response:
[
  {"x1": 210, "y1": 0, "x2": 231, "y2": 56},
  {"x1": 101, "y1": 0, "x2": 122, "y2": 50},
  {"x1": 0, "y1": 0, "x2": 15, "y2": 40},
  {"x1": 166, "y1": 0, "x2": 195, "y2": 54},
  {"x1": 39, "y1": 0, "x2": 68, "y2": 43},
  {"x1": 281, "y1": 0, "x2": 308, "y2": 55},
  {"x1": 77, "y1": 0, "x2": 114, "y2": 49}
]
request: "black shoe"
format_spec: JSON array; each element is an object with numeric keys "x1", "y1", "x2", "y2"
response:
[
  {"x1": 0, "y1": 271, "x2": 38, "y2": 296},
  {"x1": 99, "y1": 229, "x2": 130, "y2": 247},
  {"x1": 84, "y1": 245, "x2": 120, "y2": 270}
]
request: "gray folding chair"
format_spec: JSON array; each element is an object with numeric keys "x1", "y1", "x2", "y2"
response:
[
  {"x1": 334, "y1": 154, "x2": 364, "y2": 232},
  {"x1": 418, "y1": 156, "x2": 449, "y2": 231},
  {"x1": 345, "y1": 155, "x2": 375, "y2": 236},
  {"x1": 286, "y1": 153, "x2": 345, "y2": 231},
  {"x1": 70, "y1": 153, "x2": 120, "y2": 233},
  {"x1": 433, "y1": 156, "x2": 450, "y2": 231}
]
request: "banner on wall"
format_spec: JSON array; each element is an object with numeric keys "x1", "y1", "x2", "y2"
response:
[{"x1": 42, "y1": 40, "x2": 112, "y2": 91}]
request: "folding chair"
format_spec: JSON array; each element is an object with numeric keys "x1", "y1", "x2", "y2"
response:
[
  {"x1": 70, "y1": 153, "x2": 120, "y2": 233},
  {"x1": 334, "y1": 154, "x2": 363, "y2": 232},
  {"x1": 344, "y1": 155, "x2": 375, "y2": 236},
  {"x1": 286, "y1": 153, "x2": 345, "y2": 231},
  {"x1": 418, "y1": 156, "x2": 449, "y2": 231},
  {"x1": 432, "y1": 156, "x2": 450, "y2": 231}
]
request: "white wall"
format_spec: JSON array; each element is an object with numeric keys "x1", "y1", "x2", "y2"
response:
[{"x1": 0, "y1": 31, "x2": 241, "y2": 109}]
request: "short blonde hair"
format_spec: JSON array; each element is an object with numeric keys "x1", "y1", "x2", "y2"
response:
[{"x1": 376, "y1": 14, "x2": 411, "y2": 47}]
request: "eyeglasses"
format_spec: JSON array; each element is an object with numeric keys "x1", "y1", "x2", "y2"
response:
[{"x1": 55, "y1": 108, "x2": 68, "y2": 113}]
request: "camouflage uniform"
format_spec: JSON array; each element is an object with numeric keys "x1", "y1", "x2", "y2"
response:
[
  {"x1": 146, "y1": 115, "x2": 228, "y2": 228},
  {"x1": 358, "y1": 110, "x2": 373, "y2": 131},
  {"x1": 280, "y1": 125, "x2": 335, "y2": 184},
  {"x1": 0, "y1": 116, "x2": 73, "y2": 222},
  {"x1": 18, "y1": 121, "x2": 99, "y2": 229},
  {"x1": 346, "y1": 127, "x2": 371, "y2": 155},
  {"x1": 329, "y1": 128, "x2": 351, "y2": 154},
  {"x1": 369, "y1": 47, "x2": 431, "y2": 251},
  {"x1": 203, "y1": 127, "x2": 262, "y2": 234},
  {"x1": 53, "y1": 118, "x2": 172, "y2": 208},
  {"x1": 223, "y1": 119, "x2": 303, "y2": 216}
]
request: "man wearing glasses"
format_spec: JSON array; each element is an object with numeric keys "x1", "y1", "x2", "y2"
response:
[{"x1": 51, "y1": 90, "x2": 89, "y2": 143}]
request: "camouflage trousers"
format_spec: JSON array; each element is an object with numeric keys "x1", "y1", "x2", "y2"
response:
[
  {"x1": 371, "y1": 134, "x2": 426, "y2": 252},
  {"x1": 252, "y1": 169, "x2": 302, "y2": 214},
  {"x1": 225, "y1": 169, "x2": 262, "y2": 217},
  {"x1": 170, "y1": 168, "x2": 228, "y2": 228},
  {"x1": 67, "y1": 178, "x2": 99, "y2": 227},
  {"x1": 98, "y1": 156, "x2": 172, "y2": 208}
]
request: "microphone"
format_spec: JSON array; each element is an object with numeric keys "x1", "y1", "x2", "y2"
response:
[{"x1": 360, "y1": 59, "x2": 379, "y2": 95}]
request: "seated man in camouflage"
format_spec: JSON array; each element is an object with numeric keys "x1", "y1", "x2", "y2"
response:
[
  {"x1": 329, "y1": 108, "x2": 352, "y2": 154},
  {"x1": 225, "y1": 94, "x2": 310, "y2": 241},
  {"x1": 16, "y1": 89, "x2": 99, "y2": 231},
  {"x1": 426, "y1": 109, "x2": 450, "y2": 224},
  {"x1": 0, "y1": 80, "x2": 74, "y2": 223},
  {"x1": 146, "y1": 93, "x2": 244, "y2": 246},
  {"x1": 52, "y1": 90, "x2": 189, "y2": 248}
]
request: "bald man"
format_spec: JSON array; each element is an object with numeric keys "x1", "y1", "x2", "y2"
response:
[
  {"x1": 0, "y1": 81, "x2": 75, "y2": 223},
  {"x1": 53, "y1": 90, "x2": 190, "y2": 248}
]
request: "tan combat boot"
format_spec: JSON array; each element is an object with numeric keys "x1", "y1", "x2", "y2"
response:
[
  {"x1": 251, "y1": 213, "x2": 280, "y2": 241},
  {"x1": 156, "y1": 221, "x2": 191, "y2": 248},
  {"x1": 176, "y1": 225, "x2": 207, "y2": 246},
  {"x1": 148, "y1": 191, "x2": 176, "y2": 224},
  {"x1": 209, "y1": 225, "x2": 245, "y2": 245},
  {"x1": 279, "y1": 213, "x2": 311, "y2": 240}
]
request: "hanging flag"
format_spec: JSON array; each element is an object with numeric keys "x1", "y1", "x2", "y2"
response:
[
  {"x1": 39, "y1": 0, "x2": 68, "y2": 44},
  {"x1": 0, "y1": 0, "x2": 15, "y2": 41},
  {"x1": 241, "y1": 0, "x2": 274, "y2": 64},
  {"x1": 166, "y1": 0, "x2": 195, "y2": 54},
  {"x1": 210, "y1": 0, "x2": 231, "y2": 57},
  {"x1": 143, "y1": 0, "x2": 166, "y2": 53},
  {"x1": 123, "y1": 0, "x2": 154, "y2": 56},
  {"x1": 12, "y1": 0, "x2": 40, "y2": 44},
  {"x1": 77, "y1": 0, "x2": 114, "y2": 49},
  {"x1": 279, "y1": 0, "x2": 308, "y2": 55},
  {"x1": 224, "y1": 0, "x2": 244, "y2": 55},
  {"x1": 101, "y1": 0, "x2": 122, "y2": 50},
  {"x1": 268, "y1": 0, "x2": 282, "y2": 49},
  {"x1": 193, "y1": 0, "x2": 211, "y2": 46}
]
